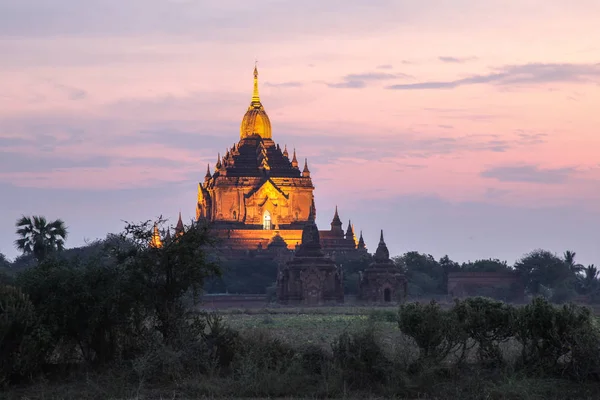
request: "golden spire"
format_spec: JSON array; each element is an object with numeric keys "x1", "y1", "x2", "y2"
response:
[
  {"x1": 240, "y1": 63, "x2": 272, "y2": 139},
  {"x1": 150, "y1": 224, "x2": 163, "y2": 248},
  {"x1": 252, "y1": 62, "x2": 260, "y2": 104}
]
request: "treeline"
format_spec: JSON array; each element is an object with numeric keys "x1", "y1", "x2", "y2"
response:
[
  {"x1": 3, "y1": 218, "x2": 600, "y2": 304},
  {"x1": 201, "y1": 248, "x2": 600, "y2": 304}
]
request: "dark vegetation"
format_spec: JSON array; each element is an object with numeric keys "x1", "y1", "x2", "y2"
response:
[{"x1": 1, "y1": 215, "x2": 600, "y2": 399}]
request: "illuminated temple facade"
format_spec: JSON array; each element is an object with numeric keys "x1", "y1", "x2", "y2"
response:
[{"x1": 195, "y1": 66, "x2": 361, "y2": 257}]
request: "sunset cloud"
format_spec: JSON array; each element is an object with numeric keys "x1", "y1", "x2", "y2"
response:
[
  {"x1": 438, "y1": 56, "x2": 478, "y2": 64},
  {"x1": 480, "y1": 165, "x2": 579, "y2": 184},
  {"x1": 387, "y1": 63, "x2": 600, "y2": 90}
]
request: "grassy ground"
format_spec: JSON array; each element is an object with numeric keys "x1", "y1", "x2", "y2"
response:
[{"x1": 5, "y1": 306, "x2": 600, "y2": 400}]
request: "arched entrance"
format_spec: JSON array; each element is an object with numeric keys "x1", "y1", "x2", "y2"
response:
[
  {"x1": 384, "y1": 288, "x2": 392, "y2": 302},
  {"x1": 263, "y1": 211, "x2": 272, "y2": 230}
]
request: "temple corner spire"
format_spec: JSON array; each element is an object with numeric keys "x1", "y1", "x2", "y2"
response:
[{"x1": 302, "y1": 158, "x2": 310, "y2": 177}]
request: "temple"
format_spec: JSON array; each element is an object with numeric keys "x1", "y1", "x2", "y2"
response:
[
  {"x1": 277, "y1": 208, "x2": 344, "y2": 305},
  {"x1": 358, "y1": 230, "x2": 407, "y2": 303},
  {"x1": 195, "y1": 66, "x2": 359, "y2": 257}
]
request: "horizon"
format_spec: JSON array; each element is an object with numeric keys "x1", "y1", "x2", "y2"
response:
[{"x1": 1, "y1": 1, "x2": 600, "y2": 265}]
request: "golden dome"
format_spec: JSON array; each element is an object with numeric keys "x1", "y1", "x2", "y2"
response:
[{"x1": 240, "y1": 65, "x2": 272, "y2": 139}]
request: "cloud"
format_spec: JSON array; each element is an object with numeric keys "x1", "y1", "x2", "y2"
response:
[
  {"x1": 376, "y1": 64, "x2": 393, "y2": 69},
  {"x1": 53, "y1": 83, "x2": 88, "y2": 100},
  {"x1": 264, "y1": 81, "x2": 303, "y2": 88},
  {"x1": 438, "y1": 56, "x2": 477, "y2": 63},
  {"x1": 343, "y1": 72, "x2": 412, "y2": 81},
  {"x1": 387, "y1": 63, "x2": 600, "y2": 90},
  {"x1": 327, "y1": 71, "x2": 412, "y2": 89},
  {"x1": 0, "y1": 0, "x2": 418, "y2": 42},
  {"x1": 326, "y1": 80, "x2": 366, "y2": 89},
  {"x1": 480, "y1": 165, "x2": 578, "y2": 184}
]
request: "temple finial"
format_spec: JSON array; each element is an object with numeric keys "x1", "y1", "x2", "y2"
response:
[
  {"x1": 216, "y1": 153, "x2": 222, "y2": 170},
  {"x1": 205, "y1": 163, "x2": 211, "y2": 180},
  {"x1": 283, "y1": 144, "x2": 289, "y2": 158},
  {"x1": 374, "y1": 229, "x2": 390, "y2": 262},
  {"x1": 175, "y1": 211, "x2": 184, "y2": 236},
  {"x1": 150, "y1": 224, "x2": 163, "y2": 248},
  {"x1": 302, "y1": 158, "x2": 310, "y2": 177},
  {"x1": 291, "y1": 148, "x2": 298, "y2": 168},
  {"x1": 358, "y1": 230, "x2": 366, "y2": 250},
  {"x1": 252, "y1": 62, "x2": 260, "y2": 104},
  {"x1": 331, "y1": 205, "x2": 342, "y2": 232}
]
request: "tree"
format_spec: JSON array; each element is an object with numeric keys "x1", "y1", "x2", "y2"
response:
[
  {"x1": 111, "y1": 217, "x2": 221, "y2": 342},
  {"x1": 399, "y1": 252, "x2": 445, "y2": 295},
  {"x1": 0, "y1": 253, "x2": 9, "y2": 268},
  {"x1": 563, "y1": 250, "x2": 584, "y2": 275},
  {"x1": 0, "y1": 253, "x2": 13, "y2": 285},
  {"x1": 514, "y1": 249, "x2": 572, "y2": 295},
  {"x1": 14, "y1": 216, "x2": 68, "y2": 262},
  {"x1": 461, "y1": 259, "x2": 512, "y2": 273},
  {"x1": 580, "y1": 265, "x2": 599, "y2": 295}
]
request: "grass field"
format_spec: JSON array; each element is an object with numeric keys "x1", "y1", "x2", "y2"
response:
[
  {"x1": 221, "y1": 308, "x2": 403, "y2": 351},
  {"x1": 5, "y1": 305, "x2": 600, "y2": 400}
]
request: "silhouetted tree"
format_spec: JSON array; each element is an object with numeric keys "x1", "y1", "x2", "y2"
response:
[
  {"x1": 580, "y1": 264, "x2": 599, "y2": 295},
  {"x1": 399, "y1": 252, "x2": 445, "y2": 296},
  {"x1": 514, "y1": 249, "x2": 572, "y2": 295},
  {"x1": 111, "y1": 217, "x2": 220, "y2": 342},
  {"x1": 14, "y1": 216, "x2": 68, "y2": 262},
  {"x1": 461, "y1": 259, "x2": 512, "y2": 273},
  {"x1": 563, "y1": 250, "x2": 584, "y2": 275}
]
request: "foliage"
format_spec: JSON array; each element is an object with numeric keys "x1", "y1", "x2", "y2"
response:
[
  {"x1": 111, "y1": 217, "x2": 221, "y2": 342},
  {"x1": 400, "y1": 252, "x2": 446, "y2": 295},
  {"x1": 205, "y1": 256, "x2": 279, "y2": 294},
  {"x1": 461, "y1": 258, "x2": 513, "y2": 273},
  {"x1": 398, "y1": 300, "x2": 464, "y2": 364},
  {"x1": 453, "y1": 297, "x2": 514, "y2": 365},
  {"x1": 331, "y1": 327, "x2": 393, "y2": 390},
  {"x1": 0, "y1": 285, "x2": 51, "y2": 386},
  {"x1": 14, "y1": 216, "x2": 68, "y2": 262},
  {"x1": 514, "y1": 249, "x2": 572, "y2": 294},
  {"x1": 0, "y1": 253, "x2": 14, "y2": 286},
  {"x1": 16, "y1": 256, "x2": 135, "y2": 365},
  {"x1": 513, "y1": 297, "x2": 600, "y2": 380}
]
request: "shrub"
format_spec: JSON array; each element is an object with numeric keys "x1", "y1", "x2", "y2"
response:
[
  {"x1": 0, "y1": 285, "x2": 51, "y2": 386},
  {"x1": 200, "y1": 312, "x2": 240, "y2": 371},
  {"x1": 514, "y1": 297, "x2": 600, "y2": 380},
  {"x1": 398, "y1": 301, "x2": 464, "y2": 365},
  {"x1": 453, "y1": 297, "x2": 515, "y2": 366},
  {"x1": 17, "y1": 258, "x2": 134, "y2": 365},
  {"x1": 331, "y1": 328, "x2": 392, "y2": 390},
  {"x1": 368, "y1": 309, "x2": 398, "y2": 323},
  {"x1": 229, "y1": 328, "x2": 301, "y2": 397}
]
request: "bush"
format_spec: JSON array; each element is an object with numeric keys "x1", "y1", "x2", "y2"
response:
[
  {"x1": 514, "y1": 297, "x2": 600, "y2": 380},
  {"x1": 331, "y1": 328, "x2": 392, "y2": 390},
  {"x1": 17, "y1": 258, "x2": 134, "y2": 365},
  {"x1": 398, "y1": 301, "x2": 464, "y2": 365},
  {"x1": 453, "y1": 297, "x2": 515, "y2": 366},
  {"x1": 0, "y1": 285, "x2": 51, "y2": 386}
]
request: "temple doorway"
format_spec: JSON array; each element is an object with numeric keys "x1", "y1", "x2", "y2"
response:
[
  {"x1": 384, "y1": 288, "x2": 391, "y2": 302},
  {"x1": 263, "y1": 211, "x2": 272, "y2": 230}
]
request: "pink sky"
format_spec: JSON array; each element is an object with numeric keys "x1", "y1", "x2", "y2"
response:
[{"x1": 1, "y1": 0, "x2": 600, "y2": 265}]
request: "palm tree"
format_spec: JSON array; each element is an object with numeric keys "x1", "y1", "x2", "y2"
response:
[
  {"x1": 581, "y1": 264, "x2": 599, "y2": 294},
  {"x1": 14, "y1": 215, "x2": 68, "y2": 262},
  {"x1": 563, "y1": 250, "x2": 584, "y2": 275}
]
